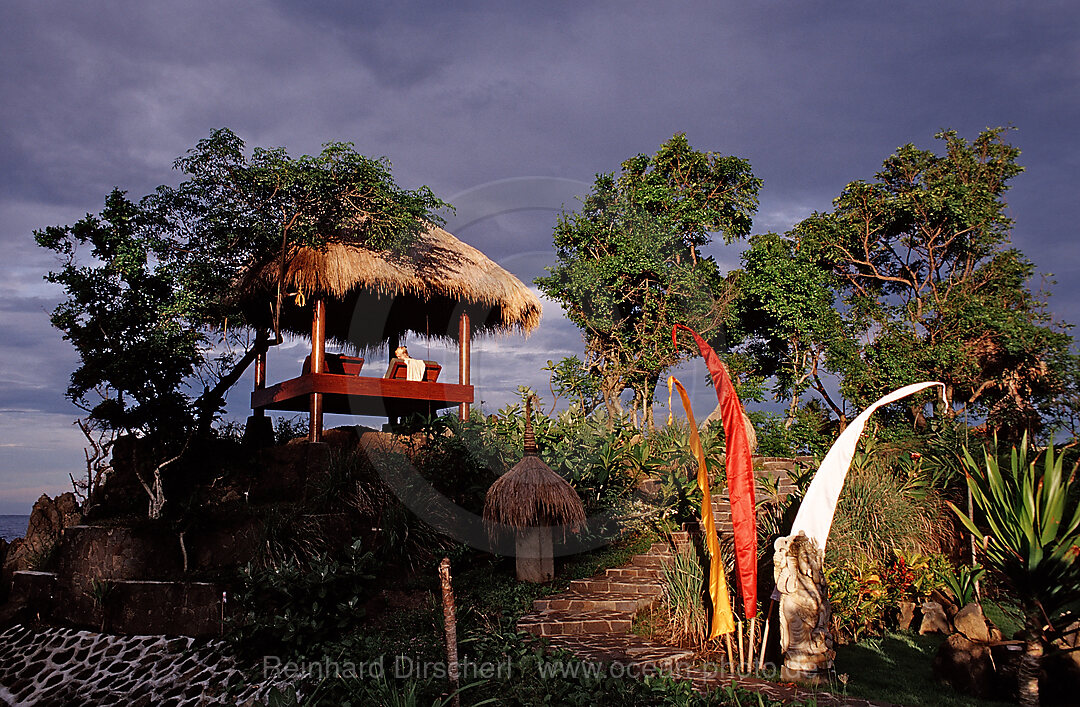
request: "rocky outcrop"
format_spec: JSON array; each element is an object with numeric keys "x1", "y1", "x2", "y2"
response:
[{"x1": 1, "y1": 493, "x2": 82, "y2": 591}]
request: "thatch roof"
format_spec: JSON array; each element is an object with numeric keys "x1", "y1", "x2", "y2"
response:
[
  {"x1": 234, "y1": 224, "x2": 542, "y2": 349},
  {"x1": 483, "y1": 399, "x2": 586, "y2": 536}
]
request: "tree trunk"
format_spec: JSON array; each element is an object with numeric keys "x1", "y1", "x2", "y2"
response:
[
  {"x1": 194, "y1": 333, "x2": 269, "y2": 437},
  {"x1": 438, "y1": 558, "x2": 460, "y2": 707},
  {"x1": 642, "y1": 374, "x2": 659, "y2": 432},
  {"x1": 601, "y1": 373, "x2": 624, "y2": 424},
  {"x1": 1018, "y1": 613, "x2": 1043, "y2": 707}
]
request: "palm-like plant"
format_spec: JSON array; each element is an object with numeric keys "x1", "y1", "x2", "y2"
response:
[{"x1": 950, "y1": 437, "x2": 1080, "y2": 707}]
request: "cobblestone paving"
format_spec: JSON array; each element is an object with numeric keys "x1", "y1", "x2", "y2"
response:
[{"x1": 0, "y1": 624, "x2": 283, "y2": 706}]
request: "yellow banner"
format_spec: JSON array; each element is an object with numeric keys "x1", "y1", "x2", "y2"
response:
[{"x1": 668, "y1": 376, "x2": 735, "y2": 638}]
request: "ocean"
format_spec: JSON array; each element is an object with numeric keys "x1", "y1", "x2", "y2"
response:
[{"x1": 0, "y1": 515, "x2": 30, "y2": 542}]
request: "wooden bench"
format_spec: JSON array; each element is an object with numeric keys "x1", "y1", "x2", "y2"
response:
[
  {"x1": 383, "y1": 358, "x2": 441, "y2": 382},
  {"x1": 301, "y1": 353, "x2": 365, "y2": 376}
]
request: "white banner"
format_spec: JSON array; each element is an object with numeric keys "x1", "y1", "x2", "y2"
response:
[{"x1": 789, "y1": 381, "x2": 945, "y2": 551}]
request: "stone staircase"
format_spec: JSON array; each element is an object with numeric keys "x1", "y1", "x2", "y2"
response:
[
  {"x1": 517, "y1": 531, "x2": 698, "y2": 671},
  {"x1": 514, "y1": 458, "x2": 894, "y2": 705}
]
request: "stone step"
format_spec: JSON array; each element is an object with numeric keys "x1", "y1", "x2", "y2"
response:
[
  {"x1": 545, "y1": 633, "x2": 698, "y2": 672},
  {"x1": 517, "y1": 609, "x2": 633, "y2": 637},
  {"x1": 532, "y1": 591, "x2": 657, "y2": 614},
  {"x1": 9, "y1": 571, "x2": 58, "y2": 611},
  {"x1": 647, "y1": 541, "x2": 692, "y2": 557},
  {"x1": 569, "y1": 579, "x2": 663, "y2": 596},
  {"x1": 604, "y1": 566, "x2": 661, "y2": 581},
  {"x1": 631, "y1": 554, "x2": 676, "y2": 569}
]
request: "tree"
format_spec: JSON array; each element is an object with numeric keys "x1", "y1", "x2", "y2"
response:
[
  {"x1": 951, "y1": 439, "x2": 1080, "y2": 707},
  {"x1": 737, "y1": 128, "x2": 1075, "y2": 439},
  {"x1": 536, "y1": 133, "x2": 761, "y2": 427},
  {"x1": 36, "y1": 128, "x2": 447, "y2": 449}
]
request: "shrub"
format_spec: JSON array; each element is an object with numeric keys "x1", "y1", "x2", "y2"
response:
[
  {"x1": 228, "y1": 539, "x2": 376, "y2": 660},
  {"x1": 659, "y1": 544, "x2": 709, "y2": 646},
  {"x1": 827, "y1": 438, "x2": 949, "y2": 568}
]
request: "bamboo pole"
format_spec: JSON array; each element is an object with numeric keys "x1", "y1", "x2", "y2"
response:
[
  {"x1": 748, "y1": 617, "x2": 756, "y2": 674},
  {"x1": 725, "y1": 634, "x2": 734, "y2": 674},
  {"x1": 758, "y1": 599, "x2": 775, "y2": 671},
  {"x1": 308, "y1": 298, "x2": 325, "y2": 443},
  {"x1": 737, "y1": 620, "x2": 745, "y2": 673},
  {"x1": 439, "y1": 557, "x2": 460, "y2": 707},
  {"x1": 458, "y1": 312, "x2": 471, "y2": 421}
]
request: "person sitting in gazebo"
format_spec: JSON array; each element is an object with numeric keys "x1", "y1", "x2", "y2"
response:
[{"x1": 388, "y1": 345, "x2": 426, "y2": 382}]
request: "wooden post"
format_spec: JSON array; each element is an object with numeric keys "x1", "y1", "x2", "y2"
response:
[
  {"x1": 253, "y1": 330, "x2": 267, "y2": 419},
  {"x1": 458, "y1": 312, "x2": 471, "y2": 421},
  {"x1": 308, "y1": 298, "x2": 326, "y2": 443}
]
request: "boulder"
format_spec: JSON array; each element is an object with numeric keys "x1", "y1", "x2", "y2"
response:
[
  {"x1": 2, "y1": 493, "x2": 81, "y2": 580},
  {"x1": 919, "y1": 601, "x2": 951, "y2": 635},
  {"x1": 933, "y1": 632, "x2": 997, "y2": 698},
  {"x1": 953, "y1": 602, "x2": 991, "y2": 643},
  {"x1": 897, "y1": 601, "x2": 916, "y2": 631}
]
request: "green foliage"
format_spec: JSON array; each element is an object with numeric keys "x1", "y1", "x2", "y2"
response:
[
  {"x1": 35, "y1": 190, "x2": 203, "y2": 437},
  {"x1": 274, "y1": 416, "x2": 309, "y2": 445},
  {"x1": 746, "y1": 408, "x2": 831, "y2": 457},
  {"x1": 940, "y1": 562, "x2": 986, "y2": 607},
  {"x1": 735, "y1": 128, "x2": 1076, "y2": 441},
  {"x1": 543, "y1": 356, "x2": 604, "y2": 416},
  {"x1": 952, "y1": 438, "x2": 1080, "y2": 637},
  {"x1": 826, "y1": 563, "x2": 889, "y2": 642},
  {"x1": 536, "y1": 133, "x2": 761, "y2": 425},
  {"x1": 229, "y1": 539, "x2": 376, "y2": 660},
  {"x1": 35, "y1": 128, "x2": 447, "y2": 441},
  {"x1": 483, "y1": 402, "x2": 642, "y2": 519},
  {"x1": 826, "y1": 552, "x2": 952, "y2": 643},
  {"x1": 660, "y1": 544, "x2": 708, "y2": 646},
  {"x1": 827, "y1": 438, "x2": 949, "y2": 568},
  {"x1": 322, "y1": 446, "x2": 455, "y2": 567}
]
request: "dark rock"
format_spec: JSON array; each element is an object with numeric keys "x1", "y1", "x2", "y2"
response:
[
  {"x1": 1043, "y1": 622, "x2": 1080, "y2": 704},
  {"x1": 933, "y1": 632, "x2": 997, "y2": 698}
]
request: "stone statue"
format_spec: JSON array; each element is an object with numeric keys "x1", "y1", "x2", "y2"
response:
[{"x1": 773, "y1": 531, "x2": 835, "y2": 682}]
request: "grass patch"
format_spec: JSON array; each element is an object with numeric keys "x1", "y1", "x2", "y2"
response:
[
  {"x1": 834, "y1": 632, "x2": 1014, "y2": 707},
  {"x1": 983, "y1": 598, "x2": 1023, "y2": 639}
]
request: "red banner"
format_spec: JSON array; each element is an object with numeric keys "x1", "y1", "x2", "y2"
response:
[{"x1": 672, "y1": 324, "x2": 757, "y2": 619}]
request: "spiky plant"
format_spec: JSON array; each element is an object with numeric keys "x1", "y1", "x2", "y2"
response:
[{"x1": 950, "y1": 437, "x2": 1080, "y2": 707}]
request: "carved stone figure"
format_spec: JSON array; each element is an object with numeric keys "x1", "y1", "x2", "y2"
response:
[{"x1": 773, "y1": 531, "x2": 835, "y2": 682}]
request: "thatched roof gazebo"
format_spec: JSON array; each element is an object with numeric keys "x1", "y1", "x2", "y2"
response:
[
  {"x1": 483, "y1": 397, "x2": 585, "y2": 582},
  {"x1": 237, "y1": 224, "x2": 542, "y2": 443}
]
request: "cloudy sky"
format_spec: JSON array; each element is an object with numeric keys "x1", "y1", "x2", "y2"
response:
[{"x1": 1, "y1": 1, "x2": 1077, "y2": 514}]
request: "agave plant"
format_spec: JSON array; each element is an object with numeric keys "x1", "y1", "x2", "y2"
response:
[{"x1": 950, "y1": 437, "x2": 1080, "y2": 707}]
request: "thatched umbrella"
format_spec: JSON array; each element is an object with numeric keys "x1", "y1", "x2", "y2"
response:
[{"x1": 483, "y1": 397, "x2": 585, "y2": 582}]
